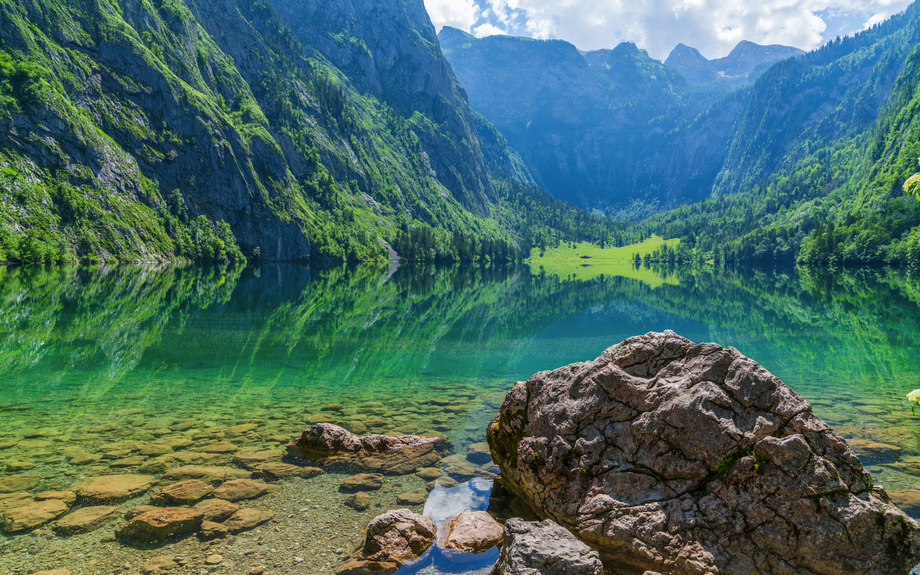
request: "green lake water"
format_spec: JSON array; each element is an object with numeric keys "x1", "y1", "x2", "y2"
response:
[{"x1": 1, "y1": 262, "x2": 920, "y2": 570}]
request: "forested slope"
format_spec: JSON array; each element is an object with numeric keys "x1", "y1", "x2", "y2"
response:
[
  {"x1": 0, "y1": 0, "x2": 622, "y2": 264},
  {"x1": 644, "y1": 3, "x2": 920, "y2": 267}
]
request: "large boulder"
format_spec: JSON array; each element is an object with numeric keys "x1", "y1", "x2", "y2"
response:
[
  {"x1": 491, "y1": 518, "x2": 603, "y2": 575},
  {"x1": 336, "y1": 509, "x2": 437, "y2": 575},
  {"x1": 295, "y1": 423, "x2": 451, "y2": 474},
  {"x1": 487, "y1": 331, "x2": 920, "y2": 575}
]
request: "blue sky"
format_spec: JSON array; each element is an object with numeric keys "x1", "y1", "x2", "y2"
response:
[{"x1": 424, "y1": 0, "x2": 914, "y2": 60}]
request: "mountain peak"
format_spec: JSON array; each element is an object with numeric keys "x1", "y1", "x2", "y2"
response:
[{"x1": 664, "y1": 40, "x2": 804, "y2": 84}]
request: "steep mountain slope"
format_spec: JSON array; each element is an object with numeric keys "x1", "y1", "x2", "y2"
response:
[
  {"x1": 439, "y1": 28, "x2": 799, "y2": 212},
  {"x1": 646, "y1": 3, "x2": 920, "y2": 265},
  {"x1": 0, "y1": 0, "x2": 606, "y2": 264}
]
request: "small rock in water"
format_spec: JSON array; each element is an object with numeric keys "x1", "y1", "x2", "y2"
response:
[
  {"x1": 339, "y1": 473, "x2": 384, "y2": 492},
  {"x1": 205, "y1": 554, "x2": 223, "y2": 565},
  {"x1": 396, "y1": 493, "x2": 427, "y2": 506},
  {"x1": 212, "y1": 479, "x2": 278, "y2": 502},
  {"x1": 193, "y1": 498, "x2": 240, "y2": 523},
  {"x1": 0, "y1": 475, "x2": 41, "y2": 494},
  {"x1": 53, "y1": 506, "x2": 119, "y2": 534},
  {"x1": 142, "y1": 556, "x2": 178, "y2": 575},
  {"x1": 116, "y1": 507, "x2": 204, "y2": 541},
  {"x1": 442, "y1": 511, "x2": 503, "y2": 554},
  {"x1": 75, "y1": 474, "x2": 153, "y2": 502},
  {"x1": 150, "y1": 479, "x2": 214, "y2": 505},
  {"x1": 222, "y1": 508, "x2": 274, "y2": 534},
  {"x1": 345, "y1": 492, "x2": 373, "y2": 511}
]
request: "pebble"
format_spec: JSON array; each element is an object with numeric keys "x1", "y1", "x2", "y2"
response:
[
  {"x1": 294, "y1": 557, "x2": 304, "y2": 563},
  {"x1": 205, "y1": 554, "x2": 223, "y2": 564}
]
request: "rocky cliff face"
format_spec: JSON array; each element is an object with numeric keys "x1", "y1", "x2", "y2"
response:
[
  {"x1": 270, "y1": 0, "x2": 495, "y2": 212},
  {"x1": 0, "y1": 0, "x2": 523, "y2": 263}
]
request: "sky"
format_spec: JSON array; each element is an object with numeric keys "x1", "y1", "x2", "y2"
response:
[{"x1": 424, "y1": 0, "x2": 914, "y2": 60}]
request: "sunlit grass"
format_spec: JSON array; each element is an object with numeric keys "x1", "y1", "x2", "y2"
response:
[{"x1": 527, "y1": 236, "x2": 681, "y2": 286}]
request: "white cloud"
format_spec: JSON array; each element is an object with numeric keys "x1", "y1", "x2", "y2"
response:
[
  {"x1": 424, "y1": 0, "x2": 480, "y2": 32},
  {"x1": 441, "y1": 0, "x2": 914, "y2": 61},
  {"x1": 473, "y1": 23, "x2": 508, "y2": 38}
]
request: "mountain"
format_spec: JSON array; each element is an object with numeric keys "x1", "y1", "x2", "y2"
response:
[
  {"x1": 0, "y1": 0, "x2": 620, "y2": 264},
  {"x1": 646, "y1": 3, "x2": 920, "y2": 266},
  {"x1": 439, "y1": 28, "x2": 754, "y2": 210},
  {"x1": 664, "y1": 41, "x2": 805, "y2": 85}
]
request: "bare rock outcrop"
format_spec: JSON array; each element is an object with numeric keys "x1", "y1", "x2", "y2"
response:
[
  {"x1": 487, "y1": 331, "x2": 920, "y2": 575},
  {"x1": 491, "y1": 518, "x2": 603, "y2": 575},
  {"x1": 295, "y1": 423, "x2": 451, "y2": 474}
]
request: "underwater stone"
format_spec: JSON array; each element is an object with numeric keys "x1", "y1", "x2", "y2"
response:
[
  {"x1": 0, "y1": 475, "x2": 40, "y2": 494},
  {"x1": 161, "y1": 465, "x2": 250, "y2": 484},
  {"x1": 340, "y1": 473, "x2": 385, "y2": 492},
  {"x1": 149, "y1": 480, "x2": 214, "y2": 505},
  {"x1": 192, "y1": 498, "x2": 240, "y2": 522},
  {"x1": 487, "y1": 330, "x2": 920, "y2": 575},
  {"x1": 254, "y1": 462, "x2": 323, "y2": 480},
  {"x1": 53, "y1": 506, "x2": 119, "y2": 534},
  {"x1": 295, "y1": 423, "x2": 451, "y2": 474},
  {"x1": 345, "y1": 492, "x2": 373, "y2": 510},
  {"x1": 75, "y1": 474, "x2": 153, "y2": 502},
  {"x1": 0, "y1": 499, "x2": 68, "y2": 532},
  {"x1": 222, "y1": 508, "x2": 274, "y2": 534},
  {"x1": 116, "y1": 507, "x2": 204, "y2": 541},
  {"x1": 211, "y1": 479, "x2": 278, "y2": 502},
  {"x1": 141, "y1": 556, "x2": 179, "y2": 575}
]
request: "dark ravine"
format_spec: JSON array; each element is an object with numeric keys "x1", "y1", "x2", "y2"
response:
[{"x1": 486, "y1": 331, "x2": 920, "y2": 575}]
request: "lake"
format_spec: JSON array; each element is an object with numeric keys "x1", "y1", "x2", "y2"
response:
[{"x1": 1, "y1": 261, "x2": 919, "y2": 573}]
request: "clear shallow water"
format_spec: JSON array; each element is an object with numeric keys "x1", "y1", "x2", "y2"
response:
[{"x1": 1, "y1": 262, "x2": 920, "y2": 571}]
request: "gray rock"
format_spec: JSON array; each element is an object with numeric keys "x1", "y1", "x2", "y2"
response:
[
  {"x1": 491, "y1": 518, "x2": 602, "y2": 575},
  {"x1": 487, "y1": 331, "x2": 920, "y2": 575}
]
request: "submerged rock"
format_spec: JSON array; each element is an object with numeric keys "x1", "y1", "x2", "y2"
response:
[
  {"x1": 222, "y1": 508, "x2": 274, "y2": 534},
  {"x1": 53, "y1": 506, "x2": 119, "y2": 534},
  {"x1": 337, "y1": 509, "x2": 437, "y2": 575},
  {"x1": 491, "y1": 518, "x2": 603, "y2": 575},
  {"x1": 75, "y1": 474, "x2": 153, "y2": 502},
  {"x1": 192, "y1": 498, "x2": 240, "y2": 522},
  {"x1": 150, "y1": 480, "x2": 214, "y2": 505},
  {"x1": 345, "y1": 492, "x2": 373, "y2": 511},
  {"x1": 116, "y1": 507, "x2": 204, "y2": 541},
  {"x1": 211, "y1": 479, "x2": 278, "y2": 502},
  {"x1": 254, "y1": 462, "x2": 323, "y2": 480},
  {"x1": 0, "y1": 475, "x2": 40, "y2": 494},
  {"x1": 161, "y1": 465, "x2": 250, "y2": 484},
  {"x1": 487, "y1": 331, "x2": 920, "y2": 575},
  {"x1": 142, "y1": 556, "x2": 179, "y2": 575},
  {"x1": 295, "y1": 423, "x2": 451, "y2": 474},
  {"x1": 0, "y1": 499, "x2": 69, "y2": 532},
  {"x1": 340, "y1": 473, "x2": 385, "y2": 492}
]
